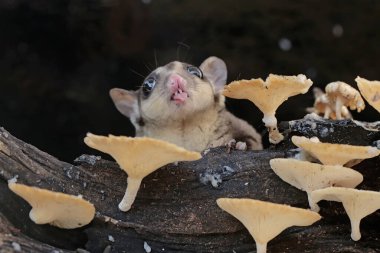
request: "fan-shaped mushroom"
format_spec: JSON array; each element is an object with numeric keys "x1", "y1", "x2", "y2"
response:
[
  {"x1": 223, "y1": 74, "x2": 312, "y2": 144},
  {"x1": 356, "y1": 76, "x2": 380, "y2": 113},
  {"x1": 8, "y1": 183, "x2": 95, "y2": 229},
  {"x1": 310, "y1": 187, "x2": 380, "y2": 241},
  {"x1": 270, "y1": 158, "x2": 363, "y2": 210},
  {"x1": 216, "y1": 198, "x2": 321, "y2": 253},
  {"x1": 291, "y1": 136, "x2": 380, "y2": 166},
  {"x1": 84, "y1": 133, "x2": 201, "y2": 211},
  {"x1": 325, "y1": 81, "x2": 365, "y2": 120}
]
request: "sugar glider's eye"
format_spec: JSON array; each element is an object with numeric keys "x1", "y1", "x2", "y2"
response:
[
  {"x1": 187, "y1": 66, "x2": 203, "y2": 79},
  {"x1": 142, "y1": 77, "x2": 156, "y2": 96}
]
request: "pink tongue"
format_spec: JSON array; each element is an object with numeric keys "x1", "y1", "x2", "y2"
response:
[{"x1": 172, "y1": 90, "x2": 188, "y2": 104}]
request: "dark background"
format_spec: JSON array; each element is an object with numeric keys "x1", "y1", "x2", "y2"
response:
[{"x1": 1, "y1": 0, "x2": 379, "y2": 162}]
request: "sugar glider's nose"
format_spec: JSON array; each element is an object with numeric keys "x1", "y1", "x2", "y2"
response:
[
  {"x1": 168, "y1": 74, "x2": 187, "y2": 92},
  {"x1": 169, "y1": 73, "x2": 189, "y2": 105}
]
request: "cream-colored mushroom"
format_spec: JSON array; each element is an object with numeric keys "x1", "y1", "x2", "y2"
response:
[
  {"x1": 223, "y1": 74, "x2": 312, "y2": 144},
  {"x1": 8, "y1": 183, "x2": 95, "y2": 229},
  {"x1": 310, "y1": 187, "x2": 380, "y2": 241},
  {"x1": 84, "y1": 133, "x2": 201, "y2": 212},
  {"x1": 216, "y1": 198, "x2": 321, "y2": 253},
  {"x1": 325, "y1": 81, "x2": 365, "y2": 120},
  {"x1": 308, "y1": 87, "x2": 352, "y2": 120},
  {"x1": 291, "y1": 136, "x2": 380, "y2": 166},
  {"x1": 270, "y1": 158, "x2": 363, "y2": 210},
  {"x1": 356, "y1": 76, "x2": 380, "y2": 113}
]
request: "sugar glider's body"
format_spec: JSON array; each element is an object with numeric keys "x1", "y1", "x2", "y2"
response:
[{"x1": 110, "y1": 56, "x2": 262, "y2": 151}]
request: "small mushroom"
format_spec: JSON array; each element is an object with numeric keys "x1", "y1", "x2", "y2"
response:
[
  {"x1": 223, "y1": 74, "x2": 312, "y2": 144},
  {"x1": 8, "y1": 183, "x2": 95, "y2": 229},
  {"x1": 310, "y1": 187, "x2": 380, "y2": 241},
  {"x1": 84, "y1": 133, "x2": 202, "y2": 211},
  {"x1": 216, "y1": 198, "x2": 321, "y2": 253},
  {"x1": 324, "y1": 81, "x2": 365, "y2": 120},
  {"x1": 308, "y1": 87, "x2": 352, "y2": 120},
  {"x1": 291, "y1": 136, "x2": 380, "y2": 166},
  {"x1": 270, "y1": 158, "x2": 363, "y2": 210},
  {"x1": 356, "y1": 76, "x2": 380, "y2": 113}
]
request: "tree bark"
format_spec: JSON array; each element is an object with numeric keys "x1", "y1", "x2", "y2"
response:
[{"x1": 0, "y1": 117, "x2": 380, "y2": 253}]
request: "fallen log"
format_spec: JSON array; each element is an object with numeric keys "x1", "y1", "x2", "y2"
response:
[{"x1": 0, "y1": 117, "x2": 380, "y2": 253}]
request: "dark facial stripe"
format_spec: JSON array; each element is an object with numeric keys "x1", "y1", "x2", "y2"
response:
[{"x1": 137, "y1": 92, "x2": 145, "y2": 126}]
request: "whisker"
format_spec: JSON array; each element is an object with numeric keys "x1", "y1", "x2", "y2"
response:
[
  {"x1": 147, "y1": 62, "x2": 155, "y2": 70},
  {"x1": 187, "y1": 54, "x2": 194, "y2": 64},
  {"x1": 142, "y1": 62, "x2": 152, "y2": 72},
  {"x1": 178, "y1": 41, "x2": 190, "y2": 50},
  {"x1": 176, "y1": 44, "x2": 180, "y2": 61},
  {"x1": 154, "y1": 49, "x2": 158, "y2": 68},
  {"x1": 129, "y1": 68, "x2": 145, "y2": 79},
  {"x1": 177, "y1": 41, "x2": 191, "y2": 62},
  {"x1": 183, "y1": 48, "x2": 191, "y2": 62}
]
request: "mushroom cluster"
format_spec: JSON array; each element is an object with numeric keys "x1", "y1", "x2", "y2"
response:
[
  {"x1": 308, "y1": 81, "x2": 365, "y2": 120},
  {"x1": 223, "y1": 74, "x2": 313, "y2": 144},
  {"x1": 307, "y1": 87, "x2": 352, "y2": 119},
  {"x1": 270, "y1": 158, "x2": 363, "y2": 210},
  {"x1": 7, "y1": 134, "x2": 201, "y2": 232},
  {"x1": 269, "y1": 135, "x2": 380, "y2": 241},
  {"x1": 6, "y1": 74, "x2": 380, "y2": 251},
  {"x1": 217, "y1": 75, "x2": 379, "y2": 249}
]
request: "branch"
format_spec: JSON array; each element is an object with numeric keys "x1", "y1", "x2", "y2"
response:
[{"x1": 1, "y1": 118, "x2": 380, "y2": 252}]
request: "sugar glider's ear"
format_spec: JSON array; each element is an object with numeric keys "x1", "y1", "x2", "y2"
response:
[
  {"x1": 109, "y1": 88, "x2": 139, "y2": 119},
  {"x1": 199, "y1": 56, "x2": 227, "y2": 93}
]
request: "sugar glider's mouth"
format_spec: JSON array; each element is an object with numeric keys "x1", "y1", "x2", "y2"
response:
[{"x1": 170, "y1": 86, "x2": 189, "y2": 105}]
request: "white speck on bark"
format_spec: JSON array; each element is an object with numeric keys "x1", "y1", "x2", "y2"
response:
[
  {"x1": 8, "y1": 175, "x2": 18, "y2": 184},
  {"x1": 144, "y1": 241, "x2": 152, "y2": 253},
  {"x1": 12, "y1": 242, "x2": 21, "y2": 251},
  {"x1": 108, "y1": 235, "x2": 115, "y2": 242}
]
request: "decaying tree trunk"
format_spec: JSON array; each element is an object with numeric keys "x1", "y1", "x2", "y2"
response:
[{"x1": 1, "y1": 117, "x2": 380, "y2": 253}]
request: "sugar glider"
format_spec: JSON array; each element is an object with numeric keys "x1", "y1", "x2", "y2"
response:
[{"x1": 109, "y1": 56, "x2": 262, "y2": 152}]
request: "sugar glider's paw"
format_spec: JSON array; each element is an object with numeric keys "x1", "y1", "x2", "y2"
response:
[
  {"x1": 235, "y1": 141, "x2": 247, "y2": 151},
  {"x1": 226, "y1": 139, "x2": 236, "y2": 147},
  {"x1": 225, "y1": 139, "x2": 247, "y2": 152},
  {"x1": 225, "y1": 139, "x2": 236, "y2": 153}
]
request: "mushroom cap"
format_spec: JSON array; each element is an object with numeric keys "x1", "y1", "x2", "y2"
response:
[
  {"x1": 310, "y1": 187, "x2": 380, "y2": 240},
  {"x1": 291, "y1": 136, "x2": 380, "y2": 166},
  {"x1": 270, "y1": 158, "x2": 363, "y2": 193},
  {"x1": 216, "y1": 198, "x2": 321, "y2": 245},
  {"x1": 223, "y1": 74, "x2": 312, "y2": 123},
  {"x1": 356, "y1": 76, "x2": 380, "y2": 113},
  {"x1": 311, "y1": 187, "x2": 380, "y2": 215},
  {"x1": 8, "y1": 183, "x2": 95, "y2": 229},
  {"x1": 325, "y1": 81, "x2": 365, "y2": 111},
  {"x1": 84, "y1": 133, "x2": 202, "y2": 178}
]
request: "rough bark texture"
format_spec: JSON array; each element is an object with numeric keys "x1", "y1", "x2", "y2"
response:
[{"x1": 1, "y1": 117, "x2": 380, "y2": 253}]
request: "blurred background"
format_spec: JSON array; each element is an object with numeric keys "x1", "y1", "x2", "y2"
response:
[{"x1": 1, "y1": 0, "x2": 379, "y2": 162}]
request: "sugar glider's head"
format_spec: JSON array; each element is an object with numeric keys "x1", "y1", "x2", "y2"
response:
[{"x1": 110, "y1": 56, "x2": 227, "y2": 129}]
